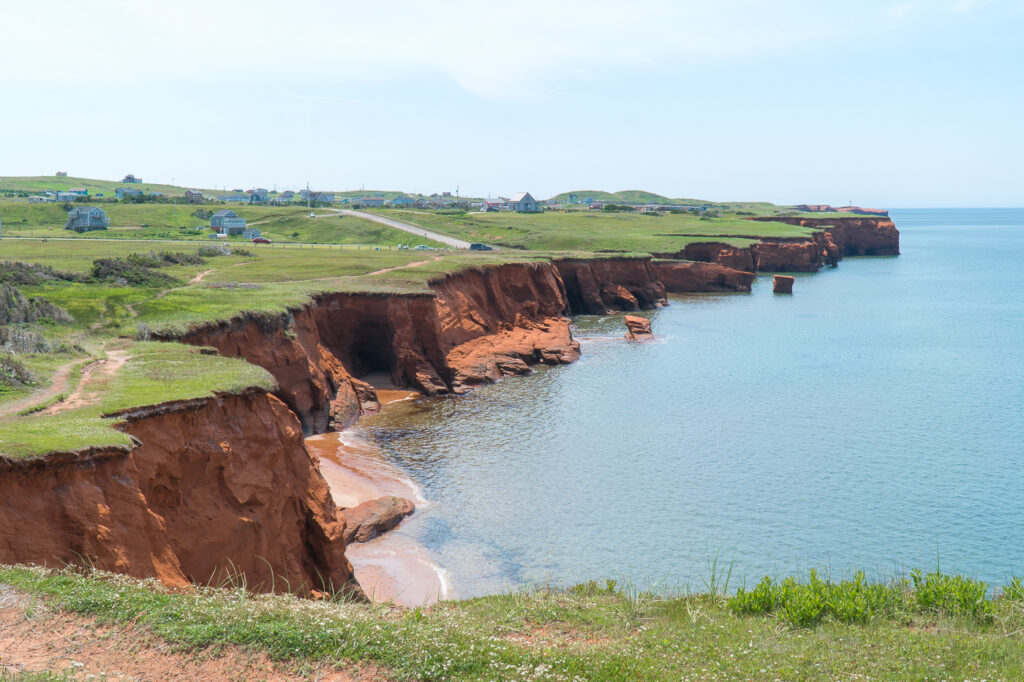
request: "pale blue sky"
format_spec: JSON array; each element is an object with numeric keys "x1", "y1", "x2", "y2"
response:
[{"x1": 1, "y1": 0, "x2": 1021, "y2": 205}]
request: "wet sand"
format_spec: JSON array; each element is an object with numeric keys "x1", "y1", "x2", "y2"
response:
[{"x1": 306, "y1": 395, "x2": 450, "y2": 607}]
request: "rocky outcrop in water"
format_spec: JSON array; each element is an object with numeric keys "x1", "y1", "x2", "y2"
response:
[
  {"x1": 624, "y1": 315, "x2": 654, "y2": 342},
  {"x1": 342, "y1": 496, "x2": 415, "y2": 543},
  {"x1": 653, "y1": 261, "x2": 755, "y2": 292},
  {"x1": 773, "y1": 275, "x2": 795, "y2": 294}
]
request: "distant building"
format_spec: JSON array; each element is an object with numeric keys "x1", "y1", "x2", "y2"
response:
[
  {"x1": 481, "y1": 198, "x2": 506, "y2": 211},
  {"x1": 243, "y1": 228, "x2": 262, "y2": 240},
  {"x1": 390, "y1": 194, "x2": 417, "y2": 207},
  {"x1": 116, "y1": 187, "x2": 143, "y2": 199},
  {"x1": 184, "y1": 190, "x2": 205, "y2": 203},
  {"x1": 121, "y1": 174, "x2": 142, "y2": 184},
  {"x1": 68, "y1": 188, "x2": 88, "y2": 196},
  {"x1": 277, "y1": 190, "x2": 295, "y2": 203},
  {"x1": 216, "y1": 193, "x2": 250, "y2": 203},
  {"x1": 55, "y1": 171, "x2": 67, "y2": 178},
  {"x1": 65, "y1": 206, "x2": 109, "y2": 232},
  {"x1": 300, "y1": 189, "x2": 335, "y2": 204},
  {"x1": 210, "y1": 209, "x2": 246, "y2": 235},
  {"x1": 508, "y1": 192, "x2": 539, "y2": 212},
  {"x1": 55, "y1": 191, "x2": 79, "y2": 201},
  {"x1": 355, "y1": 197, "x2": 385, "y2": 208},
  {"x1": 248, "y1": 189, "x2": 269, "y2": 204},
  {"x1": 28, "y1": 195, "x2": 51, "y2": 203}
]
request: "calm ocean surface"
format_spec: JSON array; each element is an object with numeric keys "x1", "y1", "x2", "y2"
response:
[{"x1": 354, "y1": 208, "x2": 1024, "y2": 596}]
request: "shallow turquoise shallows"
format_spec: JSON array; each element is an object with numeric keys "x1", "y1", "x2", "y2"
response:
[{"x1": 355, "y1": 208, "x2": 1024, "y2": 596}]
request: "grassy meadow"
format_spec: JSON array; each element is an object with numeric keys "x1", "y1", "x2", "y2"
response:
[
  {"x1": 366, "y1": 208, "x2": 816, "y2": 253},
  {"x1": 0, "y1": 199, "x2": 446, "y2": 247}
]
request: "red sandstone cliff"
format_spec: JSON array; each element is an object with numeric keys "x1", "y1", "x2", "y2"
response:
[
  {"x1": 0, "y1": 391, "x2": 359, "y2": 597},
  {"x1": 659, "y1": 216, "x2": 899, "y2": 273},
  {"x1": 653, "y1": 261, "x2": 755, "y2": 292},
  {"x1": 172, "y1": 259, "x2": 666, "y2": 429}
]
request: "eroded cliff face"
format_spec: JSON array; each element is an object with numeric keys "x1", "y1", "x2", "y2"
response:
[
  {"x1": 653, "y1": 261, "x2": 755, "y2": 293},
  {"x1": 554, "y1": 258, "x2": 667, "y2": 314},
  {"x1": 175, "y1": 259, "x2": 667, "y2": 429},
  {"x1": 0, "y1": 392, "x2": 359, "y2": 596},
  {"x1": 661, "y1": 216, "x2": 899, "y2": 273}
]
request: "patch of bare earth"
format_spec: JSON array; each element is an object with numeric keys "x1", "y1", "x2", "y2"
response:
[
  {"x1": 41, "y1": 350, "x2": 130, "y2": 415},
  {"x1": 0, "y1": 587, "x2": 387, "y2": 681},
  {"x1": 0, "y1": 358, "x2": 90, "y2": 418}
]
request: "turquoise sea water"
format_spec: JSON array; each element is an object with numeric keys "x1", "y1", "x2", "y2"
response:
[{"x1": 355, "y1": 208, "x2": 1024, "y2": 597}]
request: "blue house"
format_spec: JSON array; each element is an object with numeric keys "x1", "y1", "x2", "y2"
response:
[
  {"x1": 65, "y1": 206, "x2": 109, "y2": 232},
  {"x1": 210, "y1": 209, "x2": 247, "y2": 235}
]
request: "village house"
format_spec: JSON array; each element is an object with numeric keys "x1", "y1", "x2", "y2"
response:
[
  {"x1": 508, "y1": 192, "x2": 539, "y2": 212},
  {"x1": 275, "y1": 190, "x2": 295, "y2": 205},
  {"x1": 243, "y1": 228, "x2": 262, "y2": 240},
  {"x1": 56, "y1": 191, "x2": 80, "y2": 202},
  {"x1": 390, "y1": 194, "x2": 418, "y2": 208},
  {"x1": 216, "y1": 193, "x2": 250, "y2": 203},
  {"x1": 184, "y1": 190, "x2": 205, "y2": 203},
  {"x1": 121, "y1": 174, "x2": 142, "y2": 184},
  {"x1": 354, "y1": 196, "x2": 385, "y2": 208},
  {"x1": 116, "y1": 187, "x2": 143, "y2": 199},
  {"x1": 64, "y1": 206, "x2": 109, "y2": 232},
  {"x1": 68, "y1": 188, "x2": 88, "y2": 197},
  {"x1": 210, "y1": 209, "x2": 247, "y2": 235},
  {"x1": 300, "y1": 189, "x2": 335, "y2": 204},
  {"x1": 248, "y1": 189, "x2": 269, "y2": 204},
  {"x1": 481, "y1": 197, "x2": 507, "y2": 211}
]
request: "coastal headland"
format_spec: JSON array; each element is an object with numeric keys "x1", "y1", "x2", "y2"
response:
[{"x1": 0, "y1": 196, "x2": 898, "y2": 595}]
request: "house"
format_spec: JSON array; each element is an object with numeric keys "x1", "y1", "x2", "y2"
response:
[
  {"x1": 64, "y1": 206, "x2": 109, "y2": 232},
  {"x1": 184, "y1": 190, "x2": 205, "y2": 203},
  {"x1": 355, "y1": 197, "x2": 385, "y2": 208},
  {"x1": 275, "y1": 191, "x2": 295, "y2": 205},
  {"x1": 116, "y1": 187, "x2": 143, "y2": 199},
  {"x1": 210, "y1": 209, "x2": 247, "y2": 235},
  {"x1": 300, "y1": 190, "x2": 335, "y2": 204},
  {"x1": 248, "y1": 189, "x2": 269, "y2": 204},
  {"x1": 243, "y1": 228, "x2": 261, "y2": 240},
  {"x1": 56, "y1": 191, "x2": 80, "y2": 201},
  {"x1": 68, "y1": 188, "x2": 88, "y2": 197},
  {"x1": 508, "y1": 192, "x2": 539, "y2": 213},
  {"x1": 55, "y1": 171, "x2": 67, "y2": 178},
  {"x1": 28, "y1": 195, "x2": 51, "y2": 203},
  {"x1": 481, "y1": 198, "x2": 506, "y2": 211},
  {"x1": 216, "y1": 194, "x2": 250, "y2": 203},
  {"x1": 121, "y1": 174, "x2": 142, "y2": 183},
  {"x1": 390, "y1": 195, "x2": 417, "y2": 207}
]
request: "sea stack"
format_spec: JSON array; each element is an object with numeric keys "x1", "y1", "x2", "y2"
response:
[
  {"x1": 773, "y1": 275, "x2": 795, "y2": 294},
  {"x1": 624, "y1": 315, "x2": 654, "y2": 342}
]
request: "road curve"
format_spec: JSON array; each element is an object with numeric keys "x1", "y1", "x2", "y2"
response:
[{"x1": 339, "y1": 210, "x2": 471, "y2": 249}]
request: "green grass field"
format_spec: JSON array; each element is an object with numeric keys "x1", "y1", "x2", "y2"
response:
[
  {"x1": 0, "y1": 200, "x2": 447, "y2": 247},
  {"x1": 367, "y1": 208, "x2": 816, "y2": 253}
]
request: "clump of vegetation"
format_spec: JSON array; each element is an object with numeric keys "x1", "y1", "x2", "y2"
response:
[
  {"x1": 0, "y1": 327, "x2": 79, "y2": 354},
  {"x1": 90, "y1": 258, "x2": 180, "y2": 287},
  {"x1": 191, "y1": 208, "x2": 213, "y2": 220},
  {"x1": 196, "y1": 245, "x2": 231, "y2": 257},
  {"x1": 729, "y1": 569, "x2": 994, "y2": 627},
  {"x1": 602, "y1": 203, "x2": 636, "y2": 212},
  {"x1": 0, "y1": 283, "x2": 74, "y2": 325},
  {"x1": 0, "y1": 261, "x2": 82, "y2": 285},
  {"x1": 0, "y1": 354, "x2": 35, "y2": 389}
]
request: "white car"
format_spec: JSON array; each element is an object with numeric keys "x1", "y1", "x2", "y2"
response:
[{"x1": 309, "y1": 212, "x2": 315, "y2": 218}]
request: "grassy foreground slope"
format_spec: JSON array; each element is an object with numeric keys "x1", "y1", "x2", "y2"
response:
[{"x1": 3, "y1": 565, "x2": 1024, "y2": 680}]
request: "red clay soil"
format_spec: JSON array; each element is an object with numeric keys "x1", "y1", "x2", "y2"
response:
[
  {"x1": 0, "y1": 587, "x2": 385, "y2": 681},
  {"x1": 0, "y1": 392, "x2": 359, "y2": 598}
]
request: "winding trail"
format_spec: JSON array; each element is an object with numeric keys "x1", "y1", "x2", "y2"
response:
[
  {"x1": 42, "y1": 350, "x2": 130, "y2": 416},
  {"x1": 0, "y1": 358, "x2": 92, "y2": 418},
  {"x1": 365, "y1": 255, "x2": 444, "y2": 277},
  {"x1": 339, "y1": 210, "x2": 472, "y2": 249}
]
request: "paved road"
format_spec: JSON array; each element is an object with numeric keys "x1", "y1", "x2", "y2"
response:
[{"x1": 339, "y1": 210, "x2": 471, "y2": 249}]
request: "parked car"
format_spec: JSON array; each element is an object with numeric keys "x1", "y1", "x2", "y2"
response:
[
  {"x1": 469, "y1": 243, "x2": 493, "y2": 251},
  {"x1": 309, "y1": 212, "x2": 316, "y2": 218},
  {"x1": 252, "y1": 237, "x2": 271, "y2": 244},
  {"x1": 413, "y1": 245, "x2": 433, "y2": 250}
]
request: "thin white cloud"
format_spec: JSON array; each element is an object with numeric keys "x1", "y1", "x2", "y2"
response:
[{"x1": 0, "y1": 0, "x2": 1011, "y2": 99}]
